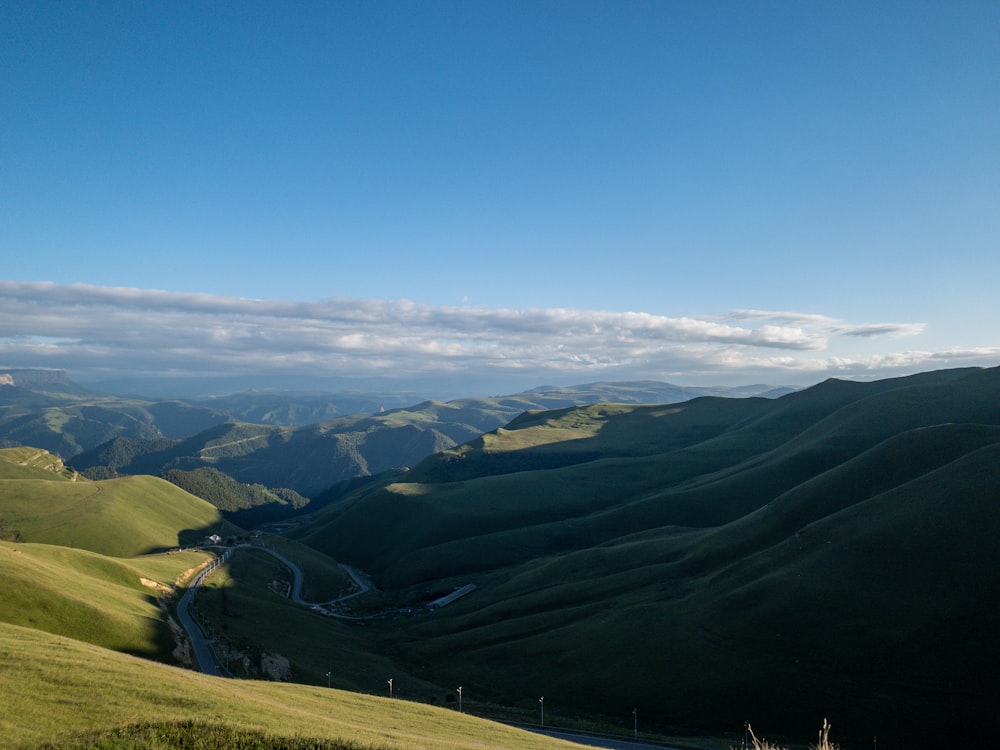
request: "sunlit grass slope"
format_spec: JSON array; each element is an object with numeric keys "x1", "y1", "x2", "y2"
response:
[
  {"x1": 0, "y1": 445, "x2": 80, "y2": 480},
  {"x1": 0, "y1": 449, "x2": 227, "y2": 556},
  {"x1": 0, "y1": 622, "x2": 587, "y2": 750},
  {"x1": 0, "y1": 541, "x2": 209, "y2": 657}
]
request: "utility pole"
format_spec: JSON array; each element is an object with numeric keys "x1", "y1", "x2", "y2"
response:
[
  {"x1": 633, "y1": 708, "x2": 637, "y2": 739},
  {"x1": 387, "y1": 678, "x2": 393, "y2": 698},
  {"x1": 539, "y1": 696, "x2": 544, "y2": 727},
  {"x1": 456, "y1": 686, "x2": 463, "y2": 712}
]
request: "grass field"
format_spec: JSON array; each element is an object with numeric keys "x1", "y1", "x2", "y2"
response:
[
  {"x1": 0, "y1": 541, "x2": 210, "y2": 658},
  {"x1": 4, "y1": 368, "x2": 1000, "y2": 747},
  {"x1": 0, "y1": 447, "x2": 232, "y2": 555},
  {"x1": 0, "y1": 445, "x2": 593, "y2": 748},
  {"x1": 0, "y1": 622, "x2": 589, "y2": 750},
  {"x1": 295, "y1": 367, "x2": 1000, "y2": 746}
]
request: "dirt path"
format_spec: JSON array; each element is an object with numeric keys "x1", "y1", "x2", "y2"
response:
[{"x1": 198, "y1": 434, "x2": 272, "y2": 455}]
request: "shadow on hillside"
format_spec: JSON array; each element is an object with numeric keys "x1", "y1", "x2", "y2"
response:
[{"x1": 135, "y1": 521, "x2": 247, "y2": 556}]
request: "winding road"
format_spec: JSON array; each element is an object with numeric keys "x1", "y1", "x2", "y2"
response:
[
  {"x1": 176, "y1": 544, "x2": 369, "y2": 675},
  {"x1": 176, "y1": 549, "x2": 231, "y2": 676},
  {"x1": 175, "y1": 546, "x2": 686, "y2": 750}
]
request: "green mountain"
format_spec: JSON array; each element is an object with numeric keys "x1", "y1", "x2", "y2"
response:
[
  {"x1": 294, "y1": 366, "x2": 1000, "y2": 747},
  {"x1": 0, "y1": 373, "x2": 231, "y2": 457},
  {"x1": 68, "y1": 384, "x2": 793, "y2": 500},
  {"x1": 8, "y1": 367, "x2": 995, "y2": 745}
]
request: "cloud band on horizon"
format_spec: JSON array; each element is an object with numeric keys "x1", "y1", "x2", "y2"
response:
[{"x1": 0, "y1": 281, "x2": 994, "y2": 386}]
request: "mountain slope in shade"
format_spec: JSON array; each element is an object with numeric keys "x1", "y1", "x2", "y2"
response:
[{"x1": 295, "y1": 366, "x2": 1000, "y2": 747}]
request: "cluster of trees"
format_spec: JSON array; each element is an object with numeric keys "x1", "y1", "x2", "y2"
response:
[{"x1": 161, "y1": 467, "x2": 310, "y2": 526}]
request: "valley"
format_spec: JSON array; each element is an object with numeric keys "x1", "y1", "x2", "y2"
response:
[{"x1": 1, "y1": 367, "x2": 998, "y2": 748}]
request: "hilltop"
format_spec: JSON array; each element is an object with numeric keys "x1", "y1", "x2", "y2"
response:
[{"x1": 0, "y1": 447, "x2": 228, "y2": 556}]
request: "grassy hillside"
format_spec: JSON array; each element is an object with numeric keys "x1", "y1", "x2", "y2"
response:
[
  {"x1": 294, "y1": 366, "x2": 1000, "y2": 746},
  {"x1": 6, "y1": 368, "x2": 996, "y2": 746},
  {"x1": 191, "y1": 544, "x2": 427, "y2": 692},
  {"x1": 68, "y1": 383, "x2": 791, "y2": 498},
  {"x1": 300, "y1": 367, "x2": 996, "y2": 580},
  {"x1": 0, "y1": 446, "x2": 596, "y2": 750},
  {"x1": 0, "y1": 447, "x2": 227, "y2": 660},
  {"x1": 0, "y1": 445, "x2": 80, "y2": 480},
  {"x1": 0, "y1": 541, "x2": 209, "y2": 658},
  {"x1": 0, "y1": 448, "x2": 228, "y2": 555},
  {"x1": 0, "y1": 622, "x2": 587, "y2": 750},
  {"x1": 72, "y1": 418, "x2": 454, "y2": 497}
]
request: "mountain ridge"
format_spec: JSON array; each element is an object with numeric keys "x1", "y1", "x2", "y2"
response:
[{"x1": 291, "y1": 366, "x2": 1000, "y2": 746}]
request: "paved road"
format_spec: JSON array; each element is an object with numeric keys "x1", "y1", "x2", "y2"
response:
[
  {"x1": 176, "y1": 550, "x2": 232, "y2": 676},
  {"x1": 177, "y1": 544, "x2": 369, "y2": 676},
  {"x1": 176, "y1": 552, "x2": 700, "y2": 750},
  {"x1": 242, "y1": 546, "x2": 372, "y2": 606},
  {"x1": 506, "y1": 722, "x2": 693, "y2": 750}
]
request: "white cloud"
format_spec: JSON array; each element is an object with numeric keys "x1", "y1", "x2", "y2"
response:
[
  {"x1": 726, "y1": 308, "x2": 926, "y2": 339},
  {"x1": 0, "y1": 281, "x2": 995, "y2": 389}
]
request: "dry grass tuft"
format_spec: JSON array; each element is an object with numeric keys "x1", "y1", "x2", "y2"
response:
[
  {"x1": 730, "y1": 722, "x2": 786, "y2": 750},
  {"x1": 812, "y1": 717, "x2": 839, "y2": 750},
  {"x1": 731, "y1": 719, "x2": 838, "y2": 750}
]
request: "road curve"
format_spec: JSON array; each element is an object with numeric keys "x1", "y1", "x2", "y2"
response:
[
  {"x1": 175, "y1": 550, "x2": 698, "y2": 750},
  {"x1": 177, "y1": 545, "x2": 370, "y2": 676}
]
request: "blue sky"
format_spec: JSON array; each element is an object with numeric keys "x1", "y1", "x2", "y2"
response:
[{"x1": 2, "y1": 1, "x2": 999, "y2": 395}]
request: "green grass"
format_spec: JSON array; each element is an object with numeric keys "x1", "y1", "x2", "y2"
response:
[
  {"x1": 6, "y1": 367, "x2": 1000, "y2": 747},
  {"x1": 0, "y1": 622, "x2": 589, "y2": 750},
  {"x1": 192, "y1": 547, "x2": 426, "y2": 693},
  {"x1": 0, "y1": 446, "x2": 79, "y2": 480},
  {"x1": 253, "y1": 533, "x2": 355, "y2": 601},
  {"x1": 38, "y1": 721, "x2": 384, "y2": 750},
  {"x1": 295, "y1": 367, "x2": 1000, "y2": 746},
  {"x1": 0, "y1": 541, "x2": 210, "y2": 658},
  {"x1": 0, "y1": 464, "x2": 227, "y2": 556},
  {"x1": 381, "y1": 440, "x2": 1000, "y2": 745}
]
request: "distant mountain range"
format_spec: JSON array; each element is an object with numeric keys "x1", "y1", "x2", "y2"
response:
[{"x1": 1, "y1": 369, "x2": 794, "y2": 501}]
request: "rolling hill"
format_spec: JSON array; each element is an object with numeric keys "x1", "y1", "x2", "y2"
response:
[
  {"x1": 4, "y1": 372, "x2": 790, "y2": 501},
  {"x1": 0, "y1": 447, "x2": 226, "y2": 676},
  {"x1": 294, "y1": 366, "x2": 1000, "y2": 747},
  {"x1": 6, "y1": 367, "x2": 994, "y2": 746},
  {"x1": 0, "y1": 372, "x2": 231, "y2": 457},
  {"x1": 0, "y1": 448, "x2": 229, "y2": 556},
  {"x1": 0, "y1": 446, "x2": 590, "y2": 750},
  {"x1": 70, "y1": 384, "x2": 792, "y2": 499},
  {"x1": 0, "y1": 621, "x2": 582, "y2": 750}
]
